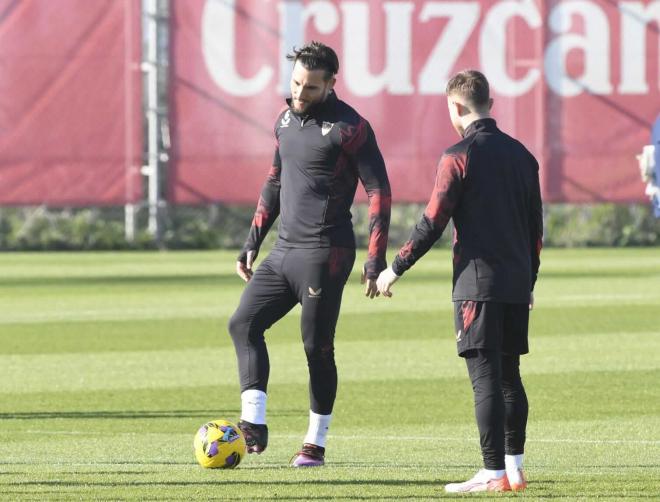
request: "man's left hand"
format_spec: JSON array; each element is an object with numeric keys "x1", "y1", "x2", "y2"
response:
[{"x1": 360, "y1": 266, "x2": 380, "y2": 299}]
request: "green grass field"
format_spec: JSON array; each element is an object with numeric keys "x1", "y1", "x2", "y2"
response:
[{"x1": 0, "y1": 248, "x2": 658, "y2": 501}]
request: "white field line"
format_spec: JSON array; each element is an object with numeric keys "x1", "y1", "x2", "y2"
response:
[{"x1": 21, "y1": 431, "x2": 660, "y2": 445}]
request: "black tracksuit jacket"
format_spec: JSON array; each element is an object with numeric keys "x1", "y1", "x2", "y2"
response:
[
  {"x1": 392, "y1": 118, "x2": 543, "y2": 304},
  {"x1": 240, "y1": 92, "x2": 391, "y2": 279}
]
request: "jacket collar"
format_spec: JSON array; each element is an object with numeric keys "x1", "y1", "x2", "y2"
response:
[{"x1": 463, "y1": 118, "x2": 497, "y2": 137}]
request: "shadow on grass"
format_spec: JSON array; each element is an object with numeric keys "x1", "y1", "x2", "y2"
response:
[
  {"x1": 5, "y1": 481, "x2": 658, "y2": 500},
  {"x1": 0, "y1": 494, "x2": 437, "y2": 501},
  {"x1": 0, "y1": 273, "x2": 238, "y2": 289},
  {"x1": 393, "y1": 268, "x2": 660, "y2": 283},
  {"x1": 537, "y1": 269, "x2": 660, "y2": 280},
  {"x1": 28, "y1": 470, "x2": 158, "y2": 476},
  {"x1": 0, "y1": 461, "x2": 193, "y2": 466},
  {"x1": 0, "y1": 410, "x2": 239, "y2": 420},
  {"x1": 6, "y1": 479, "x2": 440, "y2": 487},
  {"x1": 330, "y1": 462, "x2": 476, "y2": 467},
  {"x1": 0, "y1": 408, "x2": 311, "y2": 420}
]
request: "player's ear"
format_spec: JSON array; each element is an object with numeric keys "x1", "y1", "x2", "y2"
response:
[
  {"x1": 488, "y1": 98, "x2": 494, "y2": 111},
  {"x1": 456, "y1": 101, "x2": 470, "y2": 117},
  {"x1": 327, "y1": 76, "x2": 336, "y2": 91}
]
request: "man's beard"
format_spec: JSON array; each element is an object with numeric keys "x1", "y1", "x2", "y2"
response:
[{"x1": 290, "y1": 96, "x2": 324, "y2": 117}]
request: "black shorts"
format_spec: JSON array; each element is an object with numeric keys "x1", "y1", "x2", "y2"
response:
[{"x1": 453, "y1": 301, "x2": 529, "y2": 357}]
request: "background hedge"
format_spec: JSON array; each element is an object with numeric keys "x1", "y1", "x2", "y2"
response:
[{"x1": 0, "y1": 203, "x2": 657, "y2": 251}]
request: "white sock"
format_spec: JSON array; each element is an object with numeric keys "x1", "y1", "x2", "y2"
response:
[
  {"x1": 303, "y1": 410, "x2": 332, "y2": 448},
  {"x1": 483, "y1": 468, "x2": 506, "y2": 479},
  {"x1": 505, "y1": 453, "x2": 524, "y2": 472},
  {"x1": 240, "y1": 389, "x2": 267, "y2": 425}
]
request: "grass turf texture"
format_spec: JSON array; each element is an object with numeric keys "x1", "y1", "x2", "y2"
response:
[{"x1": 0, "y1": 248, "x2": 658, "y2": 501}]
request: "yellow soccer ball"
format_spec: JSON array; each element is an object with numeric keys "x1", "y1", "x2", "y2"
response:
[{"x1": 193, "y1": 419, "x2": 246, "y2": 468}]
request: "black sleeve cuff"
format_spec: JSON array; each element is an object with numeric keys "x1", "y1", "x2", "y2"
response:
[
  {"x1": 364, "y1": 257, "x2": 387, "y2": 280},
  {"x1": 392, "y1": 257, "x2": 408, "y2": 277},
  {"x1": 238, "y1": 247, "x2": 258, "y2": 264}
]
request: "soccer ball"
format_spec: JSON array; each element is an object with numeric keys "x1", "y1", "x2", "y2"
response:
[{"x1": 193, "y1": 419, "x2": 246, "y2": 469}]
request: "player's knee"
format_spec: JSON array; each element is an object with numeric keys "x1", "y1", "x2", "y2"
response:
[
  {"x1": 501, "y1": 363, "x2": 524, "y2": 394},
  {"x1": 502, "y1": 379, "x2": 526, "y2": 402},
  {"x1": 303, "y1": 340, "x2": 335, "y2": 364},
  {"x1": 228, "y1": 311, "x2": 248, "y2": 341}
]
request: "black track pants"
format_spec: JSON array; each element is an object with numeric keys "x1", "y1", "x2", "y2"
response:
[
  {"x1": 228, "y1": 245, "x2": 355, "y2": 415},
  {"x1": 464, "y1": 349, "x2": 528, "y2": 470}
]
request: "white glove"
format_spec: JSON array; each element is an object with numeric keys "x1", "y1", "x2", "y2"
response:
[{"x1": 376, "y1": 266, "x2": 400, "y2": 297}]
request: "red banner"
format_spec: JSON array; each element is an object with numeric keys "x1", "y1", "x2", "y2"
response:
[
  {"x1": 170, "y1": 0, "x2": 660, "y2": 204},
  {"x1": 0, "y1": 0, "x2": 142, "y2": 206}
]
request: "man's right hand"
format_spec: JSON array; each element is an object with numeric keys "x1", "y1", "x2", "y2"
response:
[
  {"x1": 236, "y1": 250, "x2": 256, "y2": 282},
  {"x1": 376, "y1": 266, "x2": 400, "y2": 298}
]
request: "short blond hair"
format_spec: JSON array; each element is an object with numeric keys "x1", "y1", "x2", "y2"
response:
[{"x1": 446, "y1": 70, "x2": 490, "y2": 109}]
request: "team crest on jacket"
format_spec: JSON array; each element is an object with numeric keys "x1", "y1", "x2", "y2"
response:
[
  {"x1": 280, "y1": 110, "x2": 291, "y2": 128},
  {"x1": 321, "y1": 121, "x2": 334, "y2": 136}
]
